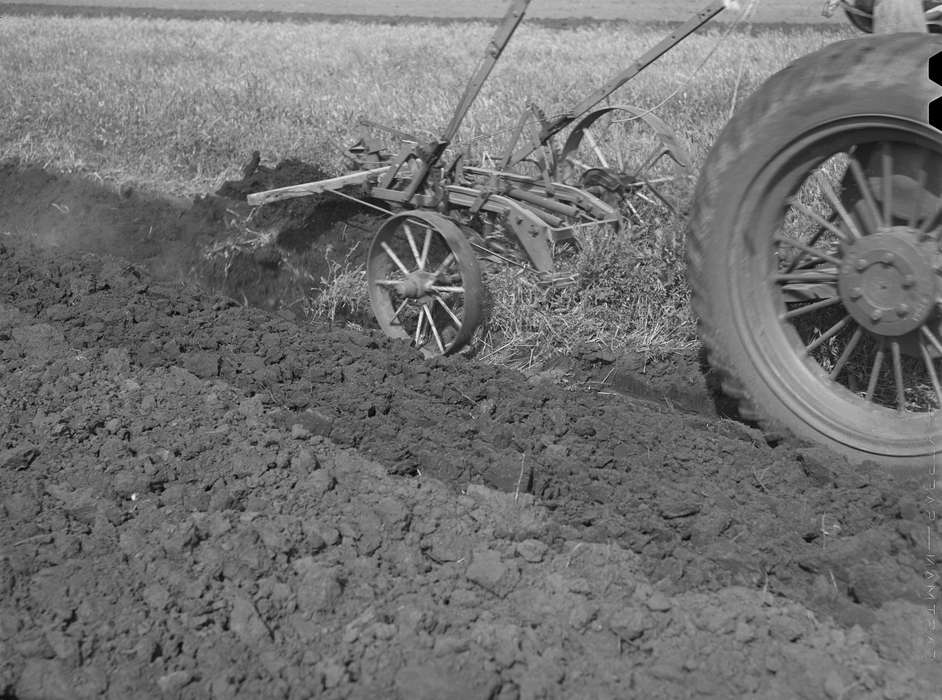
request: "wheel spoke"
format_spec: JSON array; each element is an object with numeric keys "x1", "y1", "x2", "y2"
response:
[
  {"x1": 625, "y1": 198, "x2": 645, "y2": 224},
  {"x1": 890, "y1": 339, "x2": 905, "y2": 412},
  {"x1": 846, "y1": 155, "x2": 883, "y2": 230},
  {"x1": 413, "y1": 306, "x2": 426, "y2": 346},
  {"x1": 583, "y1": 129, "x2": 609, "y2": 169},
  {"x1": 611, "y1": 121, "x2": 630, "y2": 172},
  {"x1": 782, "y1": 295, "x2": 843, "y2": 320},
  {"x1": 566, "y1": 155, "x2": 591, "y2": 173},
  {"x1": 390, "y1": 299, "x2": 410, "y2": 324},
  {"x1": 375, "y1": 279, "x2": 402, "y2": 287},
  {"x1": 787, "y1": 197, "x2": 852, "y2": 244},
  {"x1": 404, "y1": 223, "x2": 423, "y2": 269},
  {"x1": 381, "y1": 241, "x2": 412, "y2": 276},
  {"x1": 435, "y1": 295, "x2": 462, "y2": 327},
  {"x1": 642, "y1": 180, "x2": 682, "y2": 217},
  {"x1": 774, "y1": 270, "x2": 839, "y2": 284},
  {"x1": 804, "y1": 314, "x2": 851, "y2": 355},
  {"x1": 922, "y1": 326, "x2": 942, "y2": 356},
  {"x1": 428, "y1": 285, "x2": 465, "y2": 294},
  {"x1": 920, "y1": 198, "x2": 942, "y2": 237},
  {"x1": 774, "y1": 234, "x2": 843, "y2": 267},
  {"x1": 635, "y1": 192, "x2": 658, "y2": 207},
  {"x1": 910, "y1": 150, "x2": 929, "y2": 229},
  {"x1": 816, "y1": 171, "x2": 864, "y2": 240},
  {"x1": 881, "y1": 142, "x2": 893, "y2": 226},
  {"x1": 433, "y1": 252, "x2": 457, "y2": 278},
  {"x1": 632, "y1": 148, "x2": 661, "y2": 180},
  {"x1": 920, "y1": 338, "x2": 942, "y2": 409},
  {"x1": 865, "y1": 338, "x2": 886, "y2": 402},
  {"x1": 423, "y1": 304, "x2": 446, "y2": 354},
  {"x1": 420, "y1": 227, "x2": 432, "y2": 269},
  {"x1": 829, "y1": 325, "x2": 863, "y2": 380}
]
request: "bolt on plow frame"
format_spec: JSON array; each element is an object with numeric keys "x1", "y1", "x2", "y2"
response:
[{"x1": 247, "y1": 0, "x2": 721, "y2": 356}]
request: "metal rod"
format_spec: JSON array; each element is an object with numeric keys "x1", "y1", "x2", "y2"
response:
[
  {"x1": 400, "y1": 0, "x2": 532, "y2": 202},
  {"x1": 507, "y1": 0, "x2": 728, "y2": 166},
  {"x1": 441, "y1": 0, "x2": 532, "y2": 144}
]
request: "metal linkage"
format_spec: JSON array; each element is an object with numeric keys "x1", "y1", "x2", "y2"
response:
[{"x1": 243, "y1": 0, "x2": 732, "y2": 354}]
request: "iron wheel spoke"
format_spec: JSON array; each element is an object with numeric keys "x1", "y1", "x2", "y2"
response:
[
  {"x1": 774, "y1": 234, "x2": 843, "y2": 267},
  {"x1": 782, "y1": 295, "x2": 843, "y2": 320},
  {"x1": 881, "y1": 142, "x2": 894, "y2": 226},
  {"x1": 435, "y1": 295, "x2": 462, "y2": 326},
  {"x1": 420, "y1": 227, "x2": 432, "y2": 269},
  {"x1": 846, "y1": 156, "x2": 883, "y2": 231},
  {"x1": 774, "y1": 270, "x2": 839, "y2": 284},
  {"x1": 804, "y1": 314, "x2": 851, "y2": 355},
  {"x1": 381, "y1": 241, "x2": 412, "y2": 277},
  {"x1": 423, "y1": 305, "x2": 446, "y2": 354},
  {"x1": 413, "y1": 306, "x2": 426, "y2": 346},
  {"x1": 816, "y1": 171, "x2": 864, "y2": 240},
  {"x1": 910, "y1": 150, "x2": 929, "y2": 229},
  {"x1": 428, "y1": 285, "x2": 465, "y2": 294},
  {"x1": 404, "y1": 223, "x2": 423, "y2": 269},
  {"x1": 787, "y1": 197, "x2": 852, "y2": 245},
  {"x1": 920, "y1": 338, "x2": 942, "y2": 409},
  {"x1": 583, "y1": 129, "x2": 609, "y2": 169},
  {"x1": 643, "y1": 179, "x2": 681, "y2": 217},
  {"x1": 829, "y1": 325, "x2": 863, "y2": 380},
  {"x1": 890, "y1": 339, "x2": 905, "y2": 412},
  {"x1": 922, "y1": 326, "x2": 942, "y2": 355},
  {"x1": 919, "y1": 199, "x2": 942, "y2": 237},
  {"x1": 865, "y1": 338, "x2": 886, "y2": 402},
  {"x1": 433, "y1": 252, "x2": 456, "y2": 278},
  {"x1": 390, "y1": 299, "x2": 410, "y2": 324}
]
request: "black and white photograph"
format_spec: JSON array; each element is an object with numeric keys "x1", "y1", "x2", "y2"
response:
[{"x1": 1, "y1": 0, "x2": 941, "y2": 697}]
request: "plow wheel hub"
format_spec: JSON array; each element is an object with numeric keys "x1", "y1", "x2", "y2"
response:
[
  {"x1": 397, "y1": 271, "x2": 436, "y2": 299},
  {"x1": 837, "y1": 227, "x2": 936, "y2": 336}
]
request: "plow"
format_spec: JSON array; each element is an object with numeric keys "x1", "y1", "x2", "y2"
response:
[
  {"x1": 244, "y1": 0, "x2": 942, "y2": 471},
  {"x1": 246, "y1": 0, "x2": 715, "y2": 356}
]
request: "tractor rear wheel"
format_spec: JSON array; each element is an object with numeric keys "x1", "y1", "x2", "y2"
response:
[{"x1": 686, "y1": 33, "x2": 942, "y2": 473}]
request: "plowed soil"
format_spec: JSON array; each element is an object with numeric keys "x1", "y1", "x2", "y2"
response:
[{"x1": 1, "y1": 160, "x2": 939, "y2": 699}]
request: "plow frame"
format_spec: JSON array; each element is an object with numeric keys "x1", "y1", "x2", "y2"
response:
[
  {"x1": 244, "y1": 0, "x2": 737, "y2": 356},
  {"x1": 247, "y1": 0, "x2": 729, "y2": 280}
]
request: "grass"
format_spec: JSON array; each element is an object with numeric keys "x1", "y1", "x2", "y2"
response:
[
  {"x1": 0, "y1": 0, "x2": 854, "y2": 25},
  {"x1": 0, "y1": 14, "x2": 854, "y2": 365}
]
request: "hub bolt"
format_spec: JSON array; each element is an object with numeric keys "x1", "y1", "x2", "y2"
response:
[
  {"x1": 870, "y1": 309, "x2": 883, "y2": 322},
  {"x1": 902, "y1": 274, "x2": 916, "y2": 288},
  {"x1": 849, "y1": 287, "x2": 863, "y2": 299},
  {"x1": 896, "y1": 303, "x2": 910, "y2": 317},
  {"x1": 882, "y1": 252, "x2": 896, "y2": 265},
  {"x1": 855, "y1": 258, "x2": 868, "y2": 272}
]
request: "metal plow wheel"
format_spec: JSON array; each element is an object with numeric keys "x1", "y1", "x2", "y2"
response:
[
  {"x1": 557, "y1": 105, "x2": 691, "y2": 221},
  {"x1": 367, "y1": 211, "x2": 483, "y2": 357}
]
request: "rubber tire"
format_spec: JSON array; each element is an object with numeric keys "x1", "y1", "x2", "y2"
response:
[
  {"x1": 842, "y1": 0, "x2": 942, "y2": 33},
  {"x1": 685, "y1": 33, "x2": 942, "y2": 473}
]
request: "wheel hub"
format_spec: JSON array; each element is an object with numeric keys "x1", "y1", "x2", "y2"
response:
[
  {"x1": 396, "y1": 271, "x2": 435, "y2": 299},
  {"x1": 837, "y1": 227, "x2": 937, "y2": 336}
]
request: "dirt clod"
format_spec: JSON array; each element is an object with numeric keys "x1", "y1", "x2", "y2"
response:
[{"x1": 0, "y1": 161, "x2": 939, "y2": 697}]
